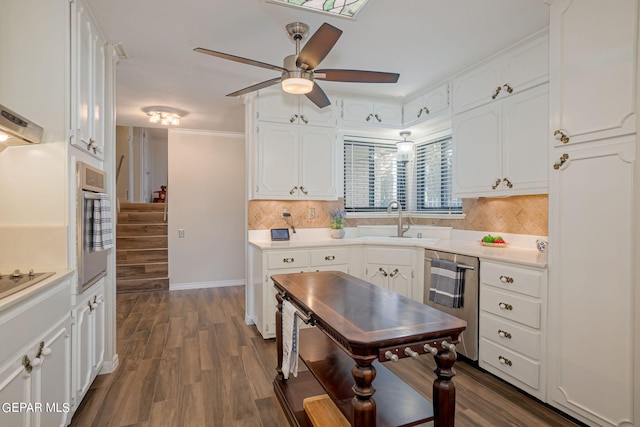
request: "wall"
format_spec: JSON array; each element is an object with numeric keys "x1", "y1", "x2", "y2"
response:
[
  {"x1": 168, "y1": 129, "x2": 245, "y2": 287},
  {"x1": 115, "y1": 126, "x2": 130, "y2": 200},
  {"x1": 248, "y1": 194, "x2": 548, "y2": 236},
  {"x1": 147, "y1": 128, "x2": 168, "y2": 197}
]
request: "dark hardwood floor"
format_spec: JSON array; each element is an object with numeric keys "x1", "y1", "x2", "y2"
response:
[{"x1": 70, "y1": 286, "x2": 579, "y2": 427}]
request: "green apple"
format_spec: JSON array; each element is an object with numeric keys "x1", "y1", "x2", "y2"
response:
[{"x1": 483, "y1": 235, "x2": 495, "y2": 243}]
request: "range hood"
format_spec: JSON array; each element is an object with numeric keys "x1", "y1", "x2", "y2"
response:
[{"x1": 0, "y1": 104, "x2": 44, "y2": 152}]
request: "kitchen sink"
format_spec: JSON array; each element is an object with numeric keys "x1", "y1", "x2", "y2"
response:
[{"x1": 356, "y1": 236, "x2": 440, "y2": 245}]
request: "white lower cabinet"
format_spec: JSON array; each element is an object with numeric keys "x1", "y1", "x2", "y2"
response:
[
  {"x1": 72, "y1": 279, "x2": 105, "y2": 409},
  {"x1": 253, "y1": 247, "x2": 351, "y2": 339},
  {"x1": 0, "y1": 275, "x2": 73, "y2": 427},
  {"x1": 479, "y1": 260, "x2": 547, "y2": 400},
  {"x1": 364, "y1": 247, "x2": 418, "y2": 300}
]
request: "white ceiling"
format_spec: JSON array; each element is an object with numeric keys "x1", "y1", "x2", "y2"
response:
[{"x1": 86, "y1": 0, "x2": 550, "y2": 133}]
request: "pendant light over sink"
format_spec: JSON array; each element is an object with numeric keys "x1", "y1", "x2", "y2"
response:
[{"x1": 396, "y1": 131, "x2": 414, "y2": 164}]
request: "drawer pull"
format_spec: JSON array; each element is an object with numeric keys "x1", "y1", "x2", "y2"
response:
[
  {"x1": 324, "y1": 255, "x2": 335, "y2": 261},
  {"x1": 389, "y1": 268, "x2": 400, "y2": 278},
  {"x1": 499, "y1": 275, "x2": 514, "y2": 284},
  {"x1": 404, "y1": 347, "x2": 420, "y2": 359},
  {"x1": 283, "y1": 258, "x2": 295, "y2": 263},
  {"x1": 378, "y1": 267, "x2": 388, "y2": 277},
  {"x1": 498, "y1": 329, "x2": 512, "y2": 339},
  {"x1": 498, "y1": 302, "x2": 513, "y2": 311},
  {"x1": 498, "y1": 356, "x2": 513, "y2": 366},
  {"x1": 423, "y1": 343, "x2": 438, "y2": 355}
]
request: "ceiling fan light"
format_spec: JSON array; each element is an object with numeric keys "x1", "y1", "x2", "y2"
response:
[{"x1": 282, "y1": 77, "x2": 314, "y2": 94}]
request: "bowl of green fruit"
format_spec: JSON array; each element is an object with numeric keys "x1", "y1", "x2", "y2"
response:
[{"x1": 480, "y1": 234, "x2": 507, "y2": 247}]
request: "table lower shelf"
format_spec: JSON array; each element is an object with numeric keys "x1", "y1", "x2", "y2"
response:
[{"x1": 274, "y1": 327, "x2": 435, "y2": 427}]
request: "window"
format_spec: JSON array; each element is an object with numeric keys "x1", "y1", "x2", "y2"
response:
[{"x1": 343, "y1": 136, "x2": 461, "y2": 214}]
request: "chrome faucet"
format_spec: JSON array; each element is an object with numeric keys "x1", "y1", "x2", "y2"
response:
[{"x1": 387, "y1": 200, "x2": 410, "y2": 237}]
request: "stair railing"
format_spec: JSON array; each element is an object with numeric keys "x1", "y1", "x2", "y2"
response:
[{"x1": 163, "y1": 186, "x2": 168, "y2": 222}]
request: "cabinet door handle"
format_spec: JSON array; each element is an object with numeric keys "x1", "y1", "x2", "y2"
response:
[
  {"x1": 499, "y1": 275, "x2": 514, "y2": 284},
  {"x1": 378, "y1": 267, "x2": 388, "y2": 277},
  {"x1": 324, "y1": 255, "x2": 335, "y2": 261},
  {"x1": 553, "y1": 153, "x2": 569, "y2": 170},
  {"x1": 374, "y1": 113, "x2": 382, "y2": 122},
  {"x1": 491, "y1": 178, "x2": 502, "y2": 190},
  {"x1": 283, "y1": 258, "x2": 295, "y2": 263},
  {"x1": 366, "y1": 113, "x2": 373, "y2": 121},
  {"x1": 498, "y1": 355, "x2": 513, "y2": 366},
  {"x1": 389, "y1": 268, "x2": 400, "y2": 278},
  {"x1": 502, "y1": 177, "x2": 513, "y2": 189},
  {"x1": 498, "y1": 302, "x2": 513, "y2": 311},
  {"x1": 299, "y1": 185, "x2": 308, "y2": 195},
  {"x1": 299, "y1": 114, "x2": 308, "y2": 124},
  {"x1": 290, "y1": 114, "x2": 298, "y2": 123},
  {"x1": 503, "y1": 83, "x2": 513, "y2": 94},
  {"x1": 491, "y1": 86, "x2": 502, "y2": 99},
  {"x1": 498, "y1": 329, "x2": 512, "y2": 339},
  {"x1": 289, "y1": 186, "x2": 298, "y2": 195},
  {"x1": 554, "y1": 129, "x2": 570, "y2": 144}
]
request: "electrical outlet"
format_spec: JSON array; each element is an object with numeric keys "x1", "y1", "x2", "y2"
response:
[
  {"x1": 308, "y1": 207, "x2": 316, "y2": 219},
  {"x1": 281, "y1": 208, "x2": 290, "y2": 218},
  {"x1": 178, "y1": 229, "x2": 185, "y2": 238}
]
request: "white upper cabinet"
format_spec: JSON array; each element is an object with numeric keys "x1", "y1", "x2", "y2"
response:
[
  {"x1": 254, "y1": 122, "x2": 337, "y2": 200},
  {"x1": 257, "y1": 88, "x2": 337, "y2": 127},
  {"x1": 340, "y1": 96, "x2": 403, "y2": 128},
  {"x1": 454, "y1": 83, "x2": 548, "y2": 197},
  {"x1": 453, "y1": 33, "x2": 548, "y2": 114},
  {"x1": 549, "y1": 0, "x2": 637, "y2": 147},
  {"x1": 71, "y1": 0, "x2": 106, "y2": 158},
  {"x1": 403, "y1": 83, "x2": 450, "y2": 127}
]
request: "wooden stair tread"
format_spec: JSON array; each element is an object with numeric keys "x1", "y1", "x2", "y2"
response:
[{"x1": 303, "y1": 395, "x2": 350, "y2": 427}]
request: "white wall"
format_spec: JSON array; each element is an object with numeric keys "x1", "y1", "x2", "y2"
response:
[
  {"x1": 167, "y1": 129, "x2": 245, "y2": 287},
  {"x1": 147, "y1": 128, "x2": 168, "y2": 196}
]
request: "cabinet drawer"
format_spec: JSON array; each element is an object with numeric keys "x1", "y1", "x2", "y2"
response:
[
  {"x1": 366, "y1": 247, "x2": 413, "y2": 266},
  {"x1": 266, "y1": 251, "x2": 309, "y2": 269},
  {"x1": 480, "y1": 312, "x2": 540, "y2": 359},
  {"x1": 309, "y1": 248, "x2": 350, "y2": 267},
  {"x1": 481, "y1": 286, "x2": 540, "y2": 328},
  {"x1": 480, "y1": 338, "x2": 540, "y2": 389},
  {"x1": 481, "y1": 261, "x2": 543, "y2": 298}
]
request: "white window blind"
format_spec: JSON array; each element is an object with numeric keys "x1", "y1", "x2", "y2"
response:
[
  {"x1": 344, "y1": 140, "x2": 406, "y2": 212},
  {"x1": 415, "y1": 136, "x2": 462, "y2": 213}
]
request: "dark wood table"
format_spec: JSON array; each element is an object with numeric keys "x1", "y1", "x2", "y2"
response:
[{"x1": 271, "y1": 271, "x2": 467, "y2": 427}]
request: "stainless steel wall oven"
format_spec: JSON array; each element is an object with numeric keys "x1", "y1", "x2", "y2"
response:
[{"x1": 77, "y1": 161, "x2": 109, "y2": 294}]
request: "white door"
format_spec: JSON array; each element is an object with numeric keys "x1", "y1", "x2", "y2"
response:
[
  {"x1": 0, "y1": 358, "x2": 31, "y2": 427},
  {"x1": 74, "y1": 299, "x2": 93, "y2": 403},
  {"x1": 365, "y1": 264, "x2": 388, "y2": 289},
  {"x1": 256, "y1": 123, "x2": 299, "y2": 198},
  {"x1": 387, "y1": 265, "x2": 413, "y2": 299},
  {"x1": 299, "y1": 127, "x2": 336, "y2": 199}
]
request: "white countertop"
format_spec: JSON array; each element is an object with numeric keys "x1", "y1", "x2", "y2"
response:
[
  {"x1": 249, "y1": 227, "x2": 547, "y2": 268},
  {"x1": 0, "y1": 270, "x2": 74, "y2": 312}
]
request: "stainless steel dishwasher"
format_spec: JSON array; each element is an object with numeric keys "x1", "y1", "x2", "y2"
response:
[{"x1": 424, "y1": 249, "x2": 479, "y2": 361}]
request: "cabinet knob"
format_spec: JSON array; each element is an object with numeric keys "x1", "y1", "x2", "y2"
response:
[
  {"x1": 503, "y1": 83, "x2": 513, "y2": 94},
  {"x1": 441, "y1": 340, "x2": 456, "y2": 353},
  {"x1": 554, "y1": 129, "x2": 570, "y2": 144},
  {"x1": 498, "y1": 329, "x2": 512, "y2": 339},
  {"x1": 553, "y1": 153, "x2": 569, "y2": 170},
  {"x1": 384, "y1": 351, "x2": 399, "y2": 362},
  {"x1": 499, "y1": 275, "x2": 514, "y2": 284},
  {"x1": 491, "y1": 178, "x2": 502, "y2": 190},
  {"x1": 498, "y1": 355, "x2": 513, "y2": 366},
  {"x1": 502, "y1": 177, "x2": 513, "y2": 189},
  {"x1": 498, "y1": 302, "x2": 513, "y2": 311},
  {"x1": 491, "y1": 86, "x2": 502, "y2": 99},
  {"x1": 324, "y1": 255, "x2": 335, "y2": 261},
  {"x1": 283, "y1": 258, "x2": 295, "y2": 263}
]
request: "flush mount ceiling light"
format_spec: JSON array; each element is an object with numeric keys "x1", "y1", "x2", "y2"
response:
[
  {"x1": 396, "y1": 131, "x2": 414, "y2": 164},
  {"x1": 141, "y1": 106, "x2": 187, "y2": 126}
]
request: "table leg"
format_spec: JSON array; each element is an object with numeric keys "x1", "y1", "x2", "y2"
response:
[
  {"x1": 351, "y1": 360, "x2": 377, "y2": 427},
  {"x1": 275, "y1": 291, "x2": 284, "y2": 381},
  {"x1": 433, "y1": 348, "x2": 457, "y2": 427}
]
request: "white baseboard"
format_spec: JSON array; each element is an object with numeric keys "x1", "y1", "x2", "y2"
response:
[
  {"x1": 169, "y1": 279, "x2": 245, "y2": 291},
  {"x1": 245, "y1": 314, "x2": 255, "y2": 325},
  {"x1": 99, "y1": 353, "x2": 120, "y2": 375}
]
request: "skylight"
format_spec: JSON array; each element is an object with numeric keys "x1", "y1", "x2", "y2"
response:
[{"x1": 266, "y1": 0, "x2": 373, "y2": 19}]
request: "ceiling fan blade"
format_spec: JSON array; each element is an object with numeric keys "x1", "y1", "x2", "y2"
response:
[
  {"x1": 226, "y1": 77, "x2": 282, "y2": 97},
  {"x1": 296, "y1": 23, "x2": 343, "y2": 70},
  {"x1": 315, "y1": 69, "x2": 400, "y2": 83},
  {"x1": 194, "y1": 47, "x2": 286, "y2": 73},
  {"x1": 305, "y1": 83, "x2": 331, "y2": 109}
]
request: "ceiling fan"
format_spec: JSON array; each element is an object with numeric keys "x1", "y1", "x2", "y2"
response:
[{"x1": 194, "y1": 22, "x2": 400, "y2": 108}]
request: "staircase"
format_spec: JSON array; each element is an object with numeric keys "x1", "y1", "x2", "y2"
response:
[{"x1": 116, "y1": 202, "x2": 169, "y2": 293}]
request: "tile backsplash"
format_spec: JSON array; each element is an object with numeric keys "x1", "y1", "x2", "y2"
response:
[{"x1": 248, "y1": 194, "x2": 548, "y2": 236}]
